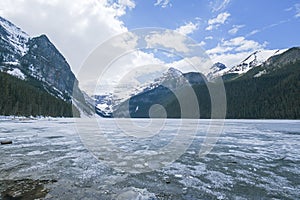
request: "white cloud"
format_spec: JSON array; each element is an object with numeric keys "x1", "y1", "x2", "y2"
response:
[
  {"x1": 0, "y1": 0, "x2": 146, "y2": 94},
  {"x1": 0, "y1": 0, "x2": 180, "y2": 95},
  {"x1": 166, "y1": 56, "x2": 212, "y2": 74},
  {"x1": 187, "y1": 41, "x2": 206, "y2": 48},
  {"x1": 206, "y1": 36, "x2": 267, "y2": 67},
  {"x1": 154, "y1": 0, "x2": 172, "y2": 8},
  {"x1": 206, "y1": 25, "x2": 213, "y2": 31},
  {"x1": 145, "y1": 30, "x2": 191, "y2": 53},
  {"x1": 118, "y1": 0, "x2": 136, "y2": 10},
  {"x1": 208, "y1": 51, "x2": 251, "y2": 68},
  {"x1": 285, "y1": 7, "x2": 293, "y2": 12},
  {"x1": 246, "y1": 19, "x2": 290, "y2": 37},
  {"x1": 228, "y1": 24, "x2": 245, "y2": 35},
  {"x1": 110, "y1": 31, "x2": 138, "y2": 50},
  {"x1": 208, "y1": 12, "x2": 231, "y2": 25},
  {"x1": 210, "y1": 0, "x2": 231, "y2": 12},
  {"x1": 0, "y1": 0, "x2": 135, "y2": 75},
  {"x1": 206, "y1": 44, "x2": 233, "y2": 55},
  {"x1": 206, "y1": 12, "x2": 230, "y2": 31},
  {"x1": 223, "y1": 37, "x2": 266, "y2": 52},
  {"x1": 295, "y1": 3, "x2": 300, "y2": 18},
  {"x1": 247, "y1": 29, "x2": 260, "y2": 37},
  {"x1": 285, "y1": 3, "x2": 300, "y2": 18},
  {"x1": 175, "y1": 22, "x2": 199, "y2": 36},
  {"x1": 94, "y1": 50, "x2": 165, "y2": 94},
  {"x1": 198, "y1": 41, "x2": 206, "y2": 46},
  {"x1": 205, "y1": 36, "x2": 213, "y2": 40}
]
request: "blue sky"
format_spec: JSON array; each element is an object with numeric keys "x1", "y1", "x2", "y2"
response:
[
  {"x1": 1, "y1": 0, "x2": 299, "y2": 93},
  {"x1": 121, "y1": 0, "x2": 299, "y2": 51}
]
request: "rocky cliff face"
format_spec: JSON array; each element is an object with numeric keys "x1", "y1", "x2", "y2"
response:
[
  {"x1": 0, "y1": 16, "x2": 91, "y2": 116},
  {"x1": 20, "y1": 35, "x2": 82, "y2": 100}
]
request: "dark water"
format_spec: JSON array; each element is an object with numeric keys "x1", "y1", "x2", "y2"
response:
[{"x1": 0, "y1": 118, "x2": 299, "y2": 199}]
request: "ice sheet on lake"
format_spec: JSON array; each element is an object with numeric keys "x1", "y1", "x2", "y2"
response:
[{"x1": 0, "y1": 118, "x2": 299, "y2": 199}]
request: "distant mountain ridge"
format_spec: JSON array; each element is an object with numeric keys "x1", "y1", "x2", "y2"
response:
[
  {"x1": 95, "y1": 46, "x2": 300, "y2": 119},
  {"x1": 94, "y1": 67, "x2": 207, "y2": 117},
  {"x1": 206, "y1": 49, "x2": 289, "y2": 80},
  {"x1": 206, "y1": 62, "x2": 227, "y2": 80}
]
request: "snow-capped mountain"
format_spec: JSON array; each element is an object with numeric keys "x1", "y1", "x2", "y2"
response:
[
  {"x1": 114, "y1": 47, "x2": 300, "y2": 118},
  {"x1": 0, "y1": 16, "x2": 81, "y2": 99},
  {"x1": 95, "y1": 48, "x2": 292, "y2": 115},
  {"x1": 252, "y1": 47, "x2": 300, "y2": 78},
  {"x1": 94, "y1": 68, "x2": 185, "y2": 110},
  {"x1": 94, "y1": 68, "x2": 186, "y2": 117},
  {"x1": 94, "y1": 67, "x2": 207, "y2": 117},
  {"x1": 206, "y1": 62, "x2": 228, "y2": 80},
  {"x1": 0, "y1": 16, "x2": 92, "y2": 116},
  {"x1": 134, "y1": 67, "x2": 206, "y2": 94},
  {"x1": 205, "y1": 49, "x2": 289, "y2": 81},
  {"x1": 0, "y1": 16, "x2": 29, "y2": 57},
  {"x1": 148, "y1": 67, "x2": 188, "y2": 90},
  {"x1": 94, "y1": 46, "x2": 299, "y2": 118},
  {"x1": 93, "y1": 94, "x2": 114, "y2": 117},
  {"x1": 0, "y1": 16, "x2": 28, "y2": 80},
  {"x1": 227, "y1": 49, "x2": 288, "y2": 74}
]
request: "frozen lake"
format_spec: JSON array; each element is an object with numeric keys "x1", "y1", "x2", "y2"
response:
[{"x1": 0, "y1": 118, "x2": 299, "y2": 199}]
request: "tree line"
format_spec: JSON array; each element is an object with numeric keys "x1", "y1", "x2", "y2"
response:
[{"x1": 0, "y1": 72, "x2": 79, "y2": 117}]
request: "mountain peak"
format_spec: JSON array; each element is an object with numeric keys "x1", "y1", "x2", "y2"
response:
[
  {"x1": 34, "y1": 34, "x2": 50, "y2": 41},
  {"x1": 211, "y1": 62, "x2": 227, "y2": 71},
  {"x1": 0, "y1": 16, "x2": 28, "y2": 37},
  {"x1": 228, "y1": 49, "x2": 288, "y2": 74},
  {"x1": 206, "y1": 62, "x2": 228, "y2": 80},
  {"x1": 0, "y1": 16, "x2": 29, "y2": 56},
  {"x1": 165, "y1": 67, "x2": 183, "y2": 77}
]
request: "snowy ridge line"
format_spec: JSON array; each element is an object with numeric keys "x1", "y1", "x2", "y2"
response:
[
  {"x1": 206, "y1": 48, "x2": 289, "y2": 80},
  {"x1": 228, "y1": 48, "x2": 289, "y2": 74},
  {"x1": 0, "y1": 16, "x2": 29, "y2": 56}
]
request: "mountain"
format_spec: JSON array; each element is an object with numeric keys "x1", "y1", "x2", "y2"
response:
[
  {"x1": 224, "y1": 47, "x2": 300, "y2": 118},
  {"x1": 112, "y1": 69, "x2": 207, "y2": 118},
  {"x1": 205, "y1": 49, "x2": 289, "y2": 81},
  {"x1": 109, "y1": 47, "x2": 300, "y2": 119},
  {"x1": 264, "y1": 47, "x2": 300, "y2": 67},
  {"x1": 94, "y1": 94, "x2": 114, "y2": 118},
  {"x1": 94, "y1": 67, "x2": 208, "y2": 118},
  {"x1": 0, "y1": 16, "x2": 29, "y2": 59},
  {"x1": 0, "y1": 71, "x2": 79, "y2": 117},
  {"x1": 0, "y1": 16, "x2": 91, "y2": 117},
  {"x1": 206, "y1": 62, "x2": 228, "y2": 80},
  {"x1": 240, "y1": 47, "x2": 300, "y2": 79},
  {"x1": 227, "y1": 49, "x2": 288, "y2": 74},
  {"x1": 137, "y1": 67, "x2": 192, "y2": 93}
]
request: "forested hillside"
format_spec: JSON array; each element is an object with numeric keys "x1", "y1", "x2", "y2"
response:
[
  {"x1": 0, "y1": 72, "x2": 79, "y2": 117},
  {"x1": 224, "y1": 61, "x2": 299, "y2": 118}
]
